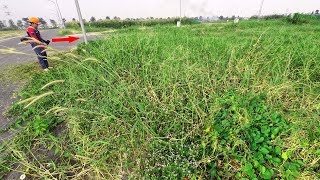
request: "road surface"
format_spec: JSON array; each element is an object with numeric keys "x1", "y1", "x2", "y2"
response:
[{"x1": 0, "y1": 29, "x2": 99, "y2": 146}]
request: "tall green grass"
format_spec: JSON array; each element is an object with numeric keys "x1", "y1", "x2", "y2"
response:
[{"x1": 1, "y1": 20, "x2": 319, "y2": 179}]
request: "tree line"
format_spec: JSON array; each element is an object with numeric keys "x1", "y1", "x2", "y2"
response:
[
  {"x1": 78, "y1": 9, "x2": 320, "y2": 24},
  {"x1": 0, "y1": 18, "x2": 65, "y2": 30},
  {"x1": 1, "y1": 9, "x2": 318, "y2": 30}
]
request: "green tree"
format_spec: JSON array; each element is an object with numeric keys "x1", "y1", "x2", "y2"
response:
[
  {"x1": 22, "y1": 17, "x2": 29, "y2": 28},
  {"x1": 17, "y1": 20, "x2": 23, "y2": 29},
  {"x1": 113, "y1": 16, "x2": 120, "y2": 20},
  {"x1": 8, "y1": 19, "x2": 17, "y2": 29},
  {"x1": 0, "y1": 21, "x2": 5, "y2": 29},
  {"x1": 90, "y1": 16, "x2": 96, "y2": 22},
  {"x1": 38, "y1": 18, "x2": 48, "y2": 28},
  {"x1": 50, "y1": 19, "x2": 57, "y2": 28}
]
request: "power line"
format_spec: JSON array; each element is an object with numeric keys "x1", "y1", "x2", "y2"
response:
[
  {"x1": 55, "y1": 0, "x2": 65, "y2": 28},
  {"x1": 1, "y1": 0, "x2": 14, "y2": 20},
  {"x1": 47, "y1": 0, "x2": 65, "y2": 28},
  {"x1": 2, "y1": 3, "x2": 11, "y2": 17}
]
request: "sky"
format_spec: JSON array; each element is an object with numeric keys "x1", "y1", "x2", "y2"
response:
[{"x1": 0, "y1": 0, "x2": 319, "y2": 23}]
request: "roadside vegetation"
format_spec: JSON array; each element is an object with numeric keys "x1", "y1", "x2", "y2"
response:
[
  {"x1": 0, "y1": 16, "x2": 319, "y2": 179},
  {"x1": 58, "y1": 28, "x2": 116, "y2": 38},
  {"x1": 0, "y1": 30, "x2": 25, "y2": 40},
  {"x1": 66, "y1": 17, "x2": 197, "y2": 29},
  {"x1": 57, "y1": 29, "x2": 82, "y2": 37}
]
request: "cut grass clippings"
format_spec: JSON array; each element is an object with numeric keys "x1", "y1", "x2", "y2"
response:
[
  {"x1": 0, "y1": 62, "x2": 39, "y2": 83},
  {"x1": 0, "y1": 30, "x2": 24, "y2": 40}
]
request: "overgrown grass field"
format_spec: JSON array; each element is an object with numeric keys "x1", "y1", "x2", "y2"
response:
[{"x1": 1, "y1": 19, "x2": 319, "y2": 179}]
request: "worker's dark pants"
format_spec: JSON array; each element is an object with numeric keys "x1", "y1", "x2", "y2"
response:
[{"x1": 31, "y1": 43, "x2": 49, "y2": 69}]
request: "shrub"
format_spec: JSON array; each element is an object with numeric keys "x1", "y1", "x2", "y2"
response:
[
  {"x1": 286, "y1": 13, "x2": 320, "y2": 24},
  {"x1": 263, "y1": 14, "x2": 286, "y2": 20}
]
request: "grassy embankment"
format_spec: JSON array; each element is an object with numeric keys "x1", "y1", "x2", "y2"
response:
[{"x1": 0, "y1": 18, "x2": 319, "y2": 179}]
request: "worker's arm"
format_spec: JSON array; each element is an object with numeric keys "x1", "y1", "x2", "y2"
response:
[
  {"x1": 35, "y1": 30, "x2": 46, "y2": 43},
  {"x1": 36, "y1": 31, "x2": 50, "y2": 45}
]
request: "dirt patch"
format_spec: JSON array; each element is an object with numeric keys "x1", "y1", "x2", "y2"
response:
[
  {"x1": 0, "y1": 83, "x2": 22, "y2": 129},
  {"x1": 0, "y1": 82, "x2": 24, "y2": 180}
]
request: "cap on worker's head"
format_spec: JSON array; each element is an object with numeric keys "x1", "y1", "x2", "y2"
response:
[{"x1": 28, "y1": 17, "x2": 39, "y2": 25}]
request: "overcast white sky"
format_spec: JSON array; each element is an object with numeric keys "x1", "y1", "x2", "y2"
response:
[{"x1": 1, "y1": 0, "x2": 319, "y2": 22}]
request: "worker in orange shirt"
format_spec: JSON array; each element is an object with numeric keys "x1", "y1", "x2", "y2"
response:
[{"x1": 25, "y1": 17, "x2": 51, "y2": 71}]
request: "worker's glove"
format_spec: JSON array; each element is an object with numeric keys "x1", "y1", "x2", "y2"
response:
[
  {"x1": 45, "y1": 40, "x2": 50, "y2": 45},
  {"x1": 20, "y1": 37, "x2": 28, "y2": 42}
]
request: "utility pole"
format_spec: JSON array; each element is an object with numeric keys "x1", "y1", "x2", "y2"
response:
[
  {"x1": 74, "y1": 0, "x2": 88, "y2": 44},
  {"x1": 177, "y1": 0, "x2": 182, "y2": 27},
  {"x1": 180, "y1": 0, "x2": 182, "y2": 22},
  {"x1": 258, "y1": 0, "x2": 265, "y2": 18},
  {"x1": 55, "y1": 0, "x2": 65, "y2": 29}
]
